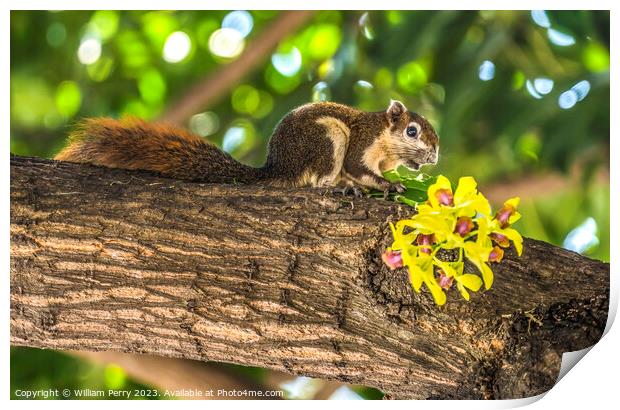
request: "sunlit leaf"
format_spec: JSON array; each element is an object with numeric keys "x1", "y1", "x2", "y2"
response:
[
  {"x1": 55, "y1": 81, "x2": 81, "y2": 118},
  {"x1": 103, "y1": 364, "x2": 126, "y2": 390},
  {"x1": 583, "y1": 42, "x2": 610, "y2": 72},
  {"x1": 306, "y1": 24, "x2": 342, "y2": 60}
]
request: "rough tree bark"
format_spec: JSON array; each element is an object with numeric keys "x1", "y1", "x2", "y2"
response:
[{"x1": 10, "y1": 156, "x2": 609, "y2": 399}]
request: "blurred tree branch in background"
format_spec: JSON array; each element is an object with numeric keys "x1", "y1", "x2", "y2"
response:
[
  {"x1": 72, "y1": 350, "x2": 351, "y2": 399},
  {"x1": 482, "y1": 163, "x2": 609, "y2": 205},
  {"x1": 161, "y1": 10, "x2": 314, "y2": 124},
  {"x1": 71, "y1": 351, "x2": 283, "y2": 400}
]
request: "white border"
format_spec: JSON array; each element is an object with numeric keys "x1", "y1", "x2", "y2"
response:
[{"x1": 3, "y1": 2, "x2": 617, "y2": 409}]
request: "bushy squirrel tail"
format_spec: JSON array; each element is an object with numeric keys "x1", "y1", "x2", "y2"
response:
[{"x1": 55, "y1": 117, "x2": 268, "y2": 183}]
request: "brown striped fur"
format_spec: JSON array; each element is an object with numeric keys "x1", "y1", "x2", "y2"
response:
[{"x1": 55, "y1": 101, "x2": 439, "y2": 190}]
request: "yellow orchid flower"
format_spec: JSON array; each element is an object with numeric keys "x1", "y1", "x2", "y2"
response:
[
  {"x1": 453, "y1": 176, "x2": 492, "y2": 217},
  {"x1": 381, "y1": 175, "x2": 523, "y2": 305},
  {"x1": 490, "y1": 226, "x2": 524, "y2": 256},
  {"x1": 389, "y1": 222, "x2": 416, "y2": 250},
  {"x1": 408, "y1": 257, "x2": 431, "y2": 292},
  {"x1": 399, "y1": 215, "x2": 454, "y2": 242},
  {"x1": 463, "y1": 241, "x2": 494, "y2": 289},
  {"x1": 455, "y1": 274, "x2": 483, "y2": 301},
  {"x1": 425, "y1": 175, "x2": 453, "y2": 209},
  {"x1": 407, "y1": 253, "x2": 447, "y2": 306},
  {"x1": 495, "y1": 197, "x2": 522, "y2": 227},
  {"x1": 421, "y1": 175, "x2": 492, "y2": 217},
  {"x1": 424, "y1": 275, "x2": 447, "y2": 306}
]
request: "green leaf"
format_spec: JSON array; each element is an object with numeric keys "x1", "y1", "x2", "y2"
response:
[
  {"x1": 383, "y1": 169, "x2": 401, "y2": 183},
  {"x1": 394, "y1": 195, "x2": 419, "y2": 208},
  {"x1": 376, "y1": 167, "x2": 438, "y2": 207},
  {"x1": 395, "y1": 164, "x2": 420, "y2": 179},
  {"x1": 401, "y1": 189, "x2": 427, "y2": 203}
]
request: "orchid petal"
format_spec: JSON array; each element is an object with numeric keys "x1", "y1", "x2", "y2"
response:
[
  {"x1": 457, "y1": 282, "x2": 470, "y2": 301},
  {"x1": 502, "y1": 227, "x2": 524, "y2": 256},
  {"x1": 456, "y1": 274, "x2": 483, "y2": 291},
  {"x1": 426, "y1": 278, "x2": 447, "y2": 306},
  {"x1": 427, "y1": 175, "x2": 452, "y2": 208},
  {"x1": 454, "y1": 176, "x2": 477, "y2": 204},
  {"x1": 408, "y1": 264, "x2": 424, "y2": 292}
]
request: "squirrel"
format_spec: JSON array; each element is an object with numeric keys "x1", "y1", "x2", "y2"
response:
[{"x1": 55, "y1": 100, "x2": 439, "y2": 195}]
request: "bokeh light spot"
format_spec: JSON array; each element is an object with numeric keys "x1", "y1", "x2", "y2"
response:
[
  {"x1": 122, "y1": 99, "x2": 154, "y2": 119},
  {"x1": 533, "y1": 78, "x2": 554, "y2": 95},
  {"x1": 265, "y1": 65, "x2": 300, "y2": 94},
  {"x1": 223, "y1": 127, "x2": 246, "y2": 153},
  {"x1": 307, "y1": 24, "x2": 342, "y2": 60},
  {"x1": 141, "y1": 11, "x2": 179, "y2": 51},
  {"x1": 77, "y1": 37, "x2": 102, "y2": 65},
  {"x1": 359, "y1": 12, "x2": 375, "y2": 40},
  {"x1": 117, "y1": 31, "x2": 150, "y2": 69},
  {"x1": 232, "y1": 85, "x2": 260, "y2": 114},
  {"x1": 397, "y1": 61, "x2": 428, "y2": 92},
  {"x1": 222, "y1": 120, "x2": 256, "y2": 157},
  {"x1": 563, "y1": 217, "x2": 599, "y2": 254},
  {"x1": 571, "y1": 80, "x2": 590, "y2": 101},
  {"x1": 89, "y1": 10, "x2": 120, "y2": 41},
  {"x1": 312, "y1": 81, "x2": 331, "y2": 102},
  {"x1": 525, "y1": 79, "x2": 543, "y2": 99},
  {"x1": 222, "y1": 11, "x2": 253, "y2": 38},
  {"x1": 516, "y1": 132, "x2": 542, "y2": 161},
  {"x1": 11, "y1": 76, "x2": 56, "y2": 128},
  {"x1": 512, "y1": 71, "x2": 525, "y2": 90},
  {"x1": 547, "y1": 28, "x2": 575, "y2": 46},
  {"x1": 329, "y1": 386, "x2": 364, "y2": 400},
  {"x1": 196, "y1": 19, "x2": 219, "y2": 49},
  {"x1": 558, "y1": 90, "x2": 578, "y2": 109},
  {"x1": 138, "y1": 69, "x2": 167, "y2": 104},
  {"x1": 478, "y1": 60, "x2": 495, "y2": 81},
  {"x1": 252, "y1": 91, "x2": 274, "y2": 119},
  {"x1": 386, "y1": 11, "x2": 403, "y2": 25},
  {"x1": 55, "y1": 81, "x2": 82, "y2": 118},
  {"x1": 271, "y1": 46, "x2": 302, "y2": 77},
  {"x1": 374, "y1": 68, "x2": 393, "y2": 89},
  {"x1": 354, "y1": 80, "x2": 374, "y2": 94},
  {"x1": 583, "y1": 42, "x2": 610, "y2": 72},
  {"x1": 531, "y1": 10, "x2": 551, "y2": 28},
  {"x1": 209, "y1": 28, "x2": 245, "y2": 59},
  {"x1": 190, "y1": 112, "x2": 220, "y2": 137},
  {"x1": 163, "y1": 31, "x2": 191, "y2": 63},
  {"x1": 104, "y1": 364, "x2": 127, "y2": 390},
  {"x1": 281, "y1": 376, "x2": 321, "y2": 399},
  {"x1": 317, "y1": 59, "x2": 335, "y2": 79},
  {"x1": 46, "y1": 22, "x2": 66, "y2": 47},
  {"x1": 86, "y1": 56, "x2": 115, "y2": 82}
]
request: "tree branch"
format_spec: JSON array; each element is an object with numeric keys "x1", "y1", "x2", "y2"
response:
[
  {"x1": 160, "y1": 11, "x2": 315, "y2": 125},
  {"x1": 70, "y1": 350, "x2": 282, "y2": 399},
  {"x1": 10, "y1": 156, "x2": 609, "y2": 399}
]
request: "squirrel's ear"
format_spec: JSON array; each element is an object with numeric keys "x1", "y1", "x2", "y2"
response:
[{"x1": 387, "y1": 99, "x2": 407, "y2": 123}]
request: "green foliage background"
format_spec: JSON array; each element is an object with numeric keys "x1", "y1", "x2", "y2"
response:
[{"x1": 10, "y1": 10, "x2": 609, "y2": 399}]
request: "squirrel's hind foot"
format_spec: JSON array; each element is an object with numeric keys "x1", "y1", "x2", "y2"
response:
[{"x1": 332, "y1": 186, "x2": 366, "y2": 198}]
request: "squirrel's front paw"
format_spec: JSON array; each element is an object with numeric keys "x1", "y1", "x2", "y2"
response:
[{"x1": 383, "y1": 182, "x2": 405, "y2": 199}]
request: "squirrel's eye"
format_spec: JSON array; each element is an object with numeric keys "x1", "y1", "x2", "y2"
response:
[{"x1": 406, "y1": 126, "x2": 418, "y2": 138}]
